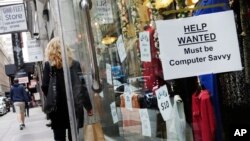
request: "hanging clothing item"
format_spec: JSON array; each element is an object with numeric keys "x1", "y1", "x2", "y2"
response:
[
  {"x1": 141, "y1": 26, "x2": 164, "y2": 92},
  {"x1": 218, "y1": 71, "x2": 249, "y2": 107},
  {"x1": 192, "y1": 0, "x2": 229, "y2": 16},
  {"x1": 120, "y1": 93, "x2": 141, "y2": 133},
  {"x1": 219, "y1": 0, "x2": 250, "y2": 107},
  {"x1": 199, "y1": 74, "x2": 222, "y2": 141},
  {"x1": 192, "y1": 90, "x2": 216, "y2": 141},
  {"x1": 193, "y1": 1, "x2": 230, "y2": 141},
  {"x1": 166, "y1": 95, "x2": 193, "y2": 141}
]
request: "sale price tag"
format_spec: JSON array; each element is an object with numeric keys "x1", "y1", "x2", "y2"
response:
[
  {"x1": 110, "y1": 102, "x2": 119, "y2": 123},
  {"x1": 139, "y1": 109, "x2": 152, "y2": 137},
  {"x1": 116, "y1": 35, "x2": 127, "y2": 62},
  {"x1": 139, "y1": 31, "x2": 151, "y2": 62},
  {"x1": 106, "y1": 63, "x2": 112, "y2": 85},
  {"x1": 124, "y1": 92, "x2": 133, "y2": 110},
  {"x1": 155, "y1": 85, "x2": 172, "y2": 121}
]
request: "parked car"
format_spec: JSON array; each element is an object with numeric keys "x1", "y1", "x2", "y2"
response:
[
  {"x1": 4, "y1": 98, "x2": 11, "y2": 112},
  {"x1": 0, "y1": 96, "x2": 8, "y2": 115}
]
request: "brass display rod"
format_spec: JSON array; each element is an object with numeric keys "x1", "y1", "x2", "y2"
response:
[
  {"x1": 163, "y1": 3, "x2": 225, "y2": 15},
  {"x1": 80, "y1": 0, "x2": 102, "y2": 92}
]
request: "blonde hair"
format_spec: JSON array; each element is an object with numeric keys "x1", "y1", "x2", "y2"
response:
[{"x1": 45, "y1": 37, "x2": 74, "y2": 69}]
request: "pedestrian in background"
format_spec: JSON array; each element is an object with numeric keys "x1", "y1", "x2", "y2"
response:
[
  {"x1": 10, "y1": 78, "x2": 29, "y2": 130},
  {"x1": 25, "y1": 88, "x2": 31, "y2": 117},
  {"x1": 12, "y1": 101, "x2": 16, "y2": 113},
  {"x1": 41, "y1": 37, "x2": 93, "y2": 141}
]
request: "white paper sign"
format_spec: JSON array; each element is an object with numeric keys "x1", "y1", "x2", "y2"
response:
[
  {"x1": 116, "y1": 35, "x2": 127, "y2": 62},
  {"x1": 27, "y1": 39, "x2": 44, "y2": 62},
  {"x1": 110, "y1": 102, "x2": 119, "y2": 123},
  {"x1": 155, "y1": 85, "x2": 172, "y2": 121},
  {"x1": 96, "y1": 0, "x2": 114, "y2": 24},
  {"x1": 33, "y1": 92, "x2": 40, "y2": 100},
  {"x1": 124, "y1": 84, "x2": 132, "y2": 93},
  {"x1": 139, "y1": 109, "x2": 152, "y2": 137},
  {"x1": 0, "y1": 4, "x2": 28, "y2": 34},
  {"x1": 106, "y1": 63, "x2": 112, "y2": 85},
  {"x1": 124, "y1": 92, "x2": 132, "y2": 110},
  {"x1": 156, "y1": 11, "x2": 242, "y2": 80},
  {"x1": 139, "y1": 31, "x2": 151, "y2": 62},
  {"x1": 99, "y1": 91, "x2": 104, "y2": 98},
  {"x1": 18, "y1": 76, "x2": 29, "y2": 84}
]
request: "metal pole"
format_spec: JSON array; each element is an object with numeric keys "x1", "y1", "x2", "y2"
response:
[
  {"x1": 54, "y1": 0, "x2": 79, "y2": 141},
  {"x1": 80, "y1": 0, "x2": 102, "y2": 93}
]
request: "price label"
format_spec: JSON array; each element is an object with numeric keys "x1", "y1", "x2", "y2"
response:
[
  {"x1": 124, "y1": 84, "x2": 132, "y2": 93},
  {"x1": 124, "y1": 92, "x2": 132, "y2": 110},
  {"x1": 116, "y1": 35, "x2": 127, "y2": 62},
  {"x1": 139, "y1": 109, "x2": 151, "y2": 137},
  {"x1": 106, "y1": 63, "x2": 112, "y2": 85},
  {"x1": 155, "y1": 85, "x2": 172, "y2": 121},
  {"x1": 139, "y1": 31, "x2": 151, "y2": 62},
  {"x1": 110, "y1": 102, "x2": 119, "y2": 123},
  {"x1": 96, "y1": 0, "x2": 114, "y2": 24},
  {"x1": 99, "y1": 91, "x2": 104, "y2": 98}
]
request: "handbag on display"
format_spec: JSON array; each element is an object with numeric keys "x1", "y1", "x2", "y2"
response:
[
  {"x1": 83, "y1": 90, "x2": 105, "y2": 141},
  {"x1": 83, "y1": 94, "x2": 105, "y2": 141},
  {"x1": 44, "y1": 65, "x2": 57, "y2": 114},
  {"x1": 94, "y1": 93, "x2": 104, "y2": 117},
  {"x1": 141, "y1": 92, "x2": 158, "y2": 110},
  {"x1": 83, "y1": 111, "x2": 105, "y2": 141},
  {"x1": 83, "y1": 122, "x2": 105, "y2": 141}
]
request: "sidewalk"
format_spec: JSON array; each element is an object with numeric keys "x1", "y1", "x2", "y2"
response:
[
  {"x1": 0, "y1": 106, "x2": 54, "y2": 141},
  {"x1": 0, "y1": 106, "x2": 120, "y2": 141}
]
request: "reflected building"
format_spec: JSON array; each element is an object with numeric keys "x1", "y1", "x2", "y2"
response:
[{"x1": 0, "y1": 34, "x2": 13, "y2": 96}]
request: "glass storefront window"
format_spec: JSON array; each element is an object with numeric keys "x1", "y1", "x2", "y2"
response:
[{"x1": 50, "y1": 0, "x2": 250, "y2": 141}]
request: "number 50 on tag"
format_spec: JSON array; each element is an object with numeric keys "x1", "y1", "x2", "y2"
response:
[{"x1": 155, "y1": 85, "x2": 173, "y2": 121}]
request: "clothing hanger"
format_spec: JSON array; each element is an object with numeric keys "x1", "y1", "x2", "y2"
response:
[
  {"x1": 169, "y1": 81, "x2": 176, "y2": 97},
  {"x1": 195, "y1": 76, "x2": 206, "y2": 95},
  {"x1": 196, "y1": 76, "x2": 201, "y2": 94},
  {"x1": 168, "y1": 81, "x2": 182, "y2": 102}
]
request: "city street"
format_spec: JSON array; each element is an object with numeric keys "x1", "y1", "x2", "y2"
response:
[{"x1": 0, "y1": 107, "x2": 53, "y2": 141}]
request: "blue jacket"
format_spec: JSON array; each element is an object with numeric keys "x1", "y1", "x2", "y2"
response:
[
  {"x1": 10, "y1": 84, "x2": 29, "y2": 102},
  {"x1": 194, "y1": 1, "x2": 229, "y2": 141}
]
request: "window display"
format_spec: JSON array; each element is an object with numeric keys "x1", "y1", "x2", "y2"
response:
[{"x1": 48, "y1": 0, "x2": 250, "y2": 140}]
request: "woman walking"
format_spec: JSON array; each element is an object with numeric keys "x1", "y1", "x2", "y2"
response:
[{"x1": 41, "y1": 37, "x2": 93, "y2": 141}]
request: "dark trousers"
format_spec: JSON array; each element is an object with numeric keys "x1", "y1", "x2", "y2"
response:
[
  {"x1": 53, "y1": 128, "x2": 72, "y2": 141},
  {"x1": 12, "y1": 104, "x2": 16, "y2": 113},
  {"x1": 25, "y1": 102, "x2": 29, "y2": 117}
]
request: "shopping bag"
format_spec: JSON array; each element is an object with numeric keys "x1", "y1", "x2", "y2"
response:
[
  {"x1": 83, "y1": 122, "x2": 105, "y2": 141},
  {"x1": 83, "y1": 92, "x2": 105, "y2": 141},
  {"x1": 93, "y1": 93, "x2": 104, "y2": 116}
]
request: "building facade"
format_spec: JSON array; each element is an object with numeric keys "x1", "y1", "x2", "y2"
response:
[{"x1": 0, "y1": 35, "x2": 13, "y2": 96}]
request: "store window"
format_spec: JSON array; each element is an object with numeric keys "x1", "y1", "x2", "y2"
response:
[{"x1": 54, "y1": 0, "x2": 250, "y2": 141}]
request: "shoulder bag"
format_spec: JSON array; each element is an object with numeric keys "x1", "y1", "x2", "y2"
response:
[{"x1": 44, "y1": 65, "x2": 57, "y2": 114}]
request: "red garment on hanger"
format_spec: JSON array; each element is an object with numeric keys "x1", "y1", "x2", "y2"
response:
[
  {"x1": 192, "y1": 90, "x2": 216, "y2": 141},
  {"x1": 141, "y1": 26, "x2": 164, "y2": 92}
]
